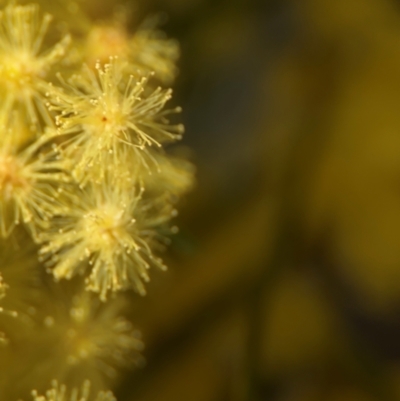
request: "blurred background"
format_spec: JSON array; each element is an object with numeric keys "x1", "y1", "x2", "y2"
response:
[{"x1": 96, "y1": 0, "x2": 400, "y2": 399}]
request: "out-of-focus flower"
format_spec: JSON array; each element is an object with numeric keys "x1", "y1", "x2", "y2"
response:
[
  {"x1": 129, "y1": 20, "x2": 179, "y2": 85},
  {"x1": 0, "y1": 273, "x2": 10, "y2": 344},
  {"x1": 83, "y1": 18, "x2": 179, "y2": 85},
  {"x1": 32, "y1": 380, "x2": 116, "y2": 401},
  {"x1": 132, "y1": 151, "x2": 195, "y2": 199},
  {"x1": 0, "y1": 3, "x2": 70, "y2": 127},
  {"x1": 25, "y1": 282, "x2": 143, "y2": 392},
  {"x1": 0, "y1": 117, "x2": 69, "y2": 239}
]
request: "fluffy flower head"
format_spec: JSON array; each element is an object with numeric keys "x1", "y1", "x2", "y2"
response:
[
  {"x1": 0, "y1": 115, "x2": 69, "y2": 239},
  {"x1": 0, "y1": 3, "x2": 70, "y2": 126},
  {"x1": 50, "y1": 58, "x2": 183, "y2": 184},
  {"x1": 39, "y1": 179, "x2": 171, "y2": 300},
  {"x1": 34, "y1": 286, "x2": 144, "y2": 382}
]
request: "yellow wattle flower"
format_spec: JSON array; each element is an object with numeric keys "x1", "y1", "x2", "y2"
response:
[
  {"x1": 83, "y1": 18, "x2": 179, "y2": 85},
  {"x1": 0, "y1": 3, "x2": 70, "y2": 127},
  {"x1": 23, "y1": 282, "x2": 143, "y2": 393},
  {"x1": 39, "y1": 178, "x2": 172, "y2": 300},
  {"x1": 0, "y1": 122, "x2": 69, "y2": 239},
  {"x1": 48, "y1": 57, "x2": 183, "y2": 186}
]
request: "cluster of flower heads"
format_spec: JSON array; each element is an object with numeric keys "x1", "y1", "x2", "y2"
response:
[
  {"x1": 0, "y1": 1, "x2": 192, "y2": 299},
  {"x1": 0, "y1": 1, "x2": 192, "y2": 400}
]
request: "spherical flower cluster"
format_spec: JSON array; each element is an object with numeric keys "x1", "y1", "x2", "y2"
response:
[
  {"x1": 0, "y1": 125, "x2": 68, "y2": 239},
  {"x1": 30, "y1": 283, "x2": 144, "y2": 385},
  {"x1": 48, "y1": 58, "x2": 183, "y2": 185},
  {"x1": 39, "y1": 180, "x2": 171, "y2": 300},
  {"x1": 0, "y1": 3, "x2": 70, "y2": 127}
]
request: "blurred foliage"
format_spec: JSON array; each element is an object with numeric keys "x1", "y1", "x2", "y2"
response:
[{"x1": 114, "y1": 0, "x2": 400, "y2": 400}]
